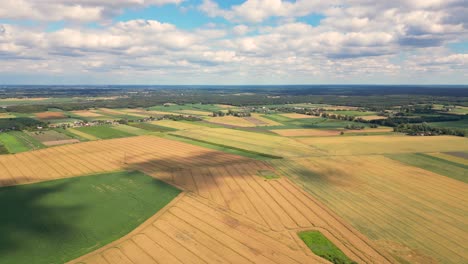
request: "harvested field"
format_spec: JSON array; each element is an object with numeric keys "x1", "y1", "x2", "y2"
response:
[
  {"x1": 428, "y1": 152, "x2": 468, "y2": 165},
  {"x1": 298, "y1": 135, "x2": 468, "y2": 155},
  {"x1": 344, "y1": 127, "x2": 393, "y2": 133},
  {"x1": 74, "y1": 125, "x2": 135, "y2": 139},
  {"x1": 272, "y1": 129, "x2": 342, "y2": 137},
  {"x1": 43, "y1": 139, "x2": 80, "y2": 146},
  {"x1": 0, "y1": 171, "x2": 180, "y2": 264},
  {"x1": 249, "y1": 113, "x2": 282, "y2": 126},
  {"x1": 208, "y1": 115, "x2": 257, "y2": 127},
  {"x1": 35, "y1": 111, "x2": 66, "y2": 119},
  {"x1": 175, "y1": 110, "x2": 212, "y2": 116},
  {"x1": 71, "y1": 110, "x2": 102, "y2": 117},
  {"x1": 151, "y1": 120, "x2": 208, "y2": 130},
  {"x1": 272, "y1": 156, "x2": 468, "y2": 263},
  {"x1": 387, "y1": 153, "x2": 468, "y2": 183},
  {"x1": 280, "y1": 113, "x2": 319, "y2": 119},
  {"x1": 359, "y1": 115, "x2": 388, "y2": 121},
  {"x1": 0, "y1": 135, "x2": 251, "y2": 187},
  {"x1": 71, "y1": 160, "x2": 392, "y2": 264},
  {"x1": 173, "y1": 128, "x2": 322, "y2": 157}
]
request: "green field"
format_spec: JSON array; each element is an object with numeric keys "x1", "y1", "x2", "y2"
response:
[
  {"x1": 428, "y1": 119, "x2": 468, "y2": 130},
  {"x1": 0, "y1": 131, "x2": 44, "y2": 153},
  {"x1": 387, "y1": 153, "x2": 467, "y2": 183},
  {"x1": 325, "y1": 110, "x2": 377, "y2": 116},
  {"x1": 262, "y1": 115, "x2": 367, "y2": 130},
  {"x1": 128, "y1": 122, "x2": 178, "y2": 132},
  {"x1": 0, "y1": 170, "x2": 180, "y2": 264},
  {"x1": 74, "y1": 125, "x2": 136, "y2": 139},
  {"x1": 112, "y1": 124, "x2": 150, "y2": 136},
  {"x1": 298, "y1": 231, "x2": 356, "y2": 264}
]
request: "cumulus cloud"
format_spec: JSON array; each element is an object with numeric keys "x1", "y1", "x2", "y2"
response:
[
  {"x1": 0, "y1": 0, "x2": 467, "y2": 83},
  {"x1": 0, "y1": 0, "x2": 184, "y2": 22}
]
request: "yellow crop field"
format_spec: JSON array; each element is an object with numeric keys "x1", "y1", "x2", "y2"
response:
[
  {"x1": 280, "y1": 113, "x2": 319, "y2": 119},
  {"x1": 271, "y1": 155, "x2": 468, "y2": 263},
  {"x1": 249, "y1": 113, "x2": 282, "y2": 126},
  {"x1": 272, "y1": 129, "x2": 342, "y2": 137},
  {"x1": 298, "y1": 135, "x2": 468, "y2": 155},
  {"x1": 0, "y1": 113, "x2": 15, "y2": 118},
  {"x1": 173, "y1": 128, "x2": 322, "y2": 157},
  {"x1": 207, "y1": 115, "x2": 256, "y2": 127},
  {"x1": 359, "y1": 115, "x2": 388, "y2": 121},
  {"x1": 98, "y1": 108, "x2": 147, "y2": 118},
  {"x1": 175, "y1": 110, "x2": 212, "y2": 116},
  {"x1": 71, "y1": 110, "x2": 103, "y2": 117},
  {"x1": 67, "y1": 128, "x2": 99, "y2": 140},
  {"x1": 150, "y1": 120, "x2": 208, "y2": 130},
  {"x1": 427, "y1": 152, "x2": 468, "y2": 166},
  {"x1": 71, "y1": 161, "x2": 392, "y2": 264}
]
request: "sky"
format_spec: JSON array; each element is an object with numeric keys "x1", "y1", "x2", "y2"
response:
[{"x1": 0, "y1": 0, "x2": 467, "y2": 85}]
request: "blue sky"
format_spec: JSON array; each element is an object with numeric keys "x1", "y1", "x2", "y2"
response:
[{"x1": 0, "y1": 0, "x2": 466, "y2": 84}]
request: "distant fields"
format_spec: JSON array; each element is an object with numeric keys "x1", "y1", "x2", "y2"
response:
[
  {"x1": 128, "y1": 122, "x2": 177, "y2": 132},
  {"x1": 0, "y1": 170, "x2": 180, "y2": 264}
]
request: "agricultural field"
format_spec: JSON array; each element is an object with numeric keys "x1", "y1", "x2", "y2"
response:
[
  {"x1": 207, "y1": 115, "x2": 259, "y2": 127},
  {"x1": 26, "y1": 130, "x2": 79, "y2": 146},
  {"x1": 71, "y1": 110, "x2": 103, "y2": 117},
  {"x1": 73, "y1": 125, "x2": 136, "y2": 139},
  {"x1": 151, "y1": 120, "x2": 209, "y2": 130},
  {"x1": 35, "y1": 111, "x2": 66, "y2": 120},
  {"x1": 0, "y1": 170, "x2": 180, "y2": 264},
  {"x1": 272, "y1": 155, "x2": 468, "y2": 263},
  {"x1": 280, "y1": 113, "x2": 319, "y2": 119},
  {"x1": 172, "y1": 127, "x2": 322, "y2": 157},
  {"x1": 297, "y1": 135, "x2": 468, "y2": 155},
  {"x1": 0, "y1": 131, "x2": 43, "y2": 153},
  {"x1": 128, "y1": 122, "x2": 178, "y2": 132},
  {"x1": 324, "y1": 110, "x2": 377, "y2": 116}
]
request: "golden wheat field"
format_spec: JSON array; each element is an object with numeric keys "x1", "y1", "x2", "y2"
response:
[
  {"x1": 297, "y1": 135, "x2": 468, "y2": 155},
  {"x1": 271, "y1": 155, "x2": 468, "y2": 263}
]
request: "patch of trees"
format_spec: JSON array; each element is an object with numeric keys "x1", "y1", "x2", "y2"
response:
[
  {"x1": 212, "y1": 110, "x2": 251, "y2": 117},
  {"x1": 394, "y1": 123, "x2": 466, "y2": 137},
  {"x1": 0, "y1": 118, "x2": 45, "y2": 131}
]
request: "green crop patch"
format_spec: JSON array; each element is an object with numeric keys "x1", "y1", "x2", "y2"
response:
[
  {"x1": 257, "y1": 169, "x2": 280, "y2": 179},
  {"x1": 74, "y1": 125, "x2": 135, "y2": 139},
  {"x1": 299, "y1": 230, "x2": 357, "y2": 264},
  {"x1": 0, "y1": 170, "x2": 180, "y2": 264}
]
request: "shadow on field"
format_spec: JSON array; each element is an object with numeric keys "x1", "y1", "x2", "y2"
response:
[
  {"x1": 0, "y1": 181, "x2": 83, "y2": 255},
  {"x1": 123, "y1": 150, "x2": 253, "y2": 174}
]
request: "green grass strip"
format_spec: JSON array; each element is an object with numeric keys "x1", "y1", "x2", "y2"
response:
[{"x1": 298, "y1": 231, "x2": 357, "y2": 264}]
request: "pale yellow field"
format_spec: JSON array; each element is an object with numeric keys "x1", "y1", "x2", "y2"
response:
[
  {"x1": 175, "y1": 110, "x2": 213, "y2": 116},
  {"x1": 67, "y1": 128, "x2": 99, "y2": 140},
  {"x1": 272, "y1": 129, "x2": 342, "y2": 137},
  {"x1": 151, "y1": 120, "x2": 208, "y2": 130},
  {"x1": 173, "y1": 128, "x2": 323, "y2": 157},
  {"x1": 344, "y1": 127, "x2": 393, "y2": 133},
  {"x1": 249, "y1": 113, "x2": 282, "y2": 126},
  {"x1": 298, "y1": 135, "x2": 468, "y2": 155},
  {"x1": 280, "y1": 113, "x2": 319, "y2": 119},
  {"x1": 208, "y1": 115, "x2": 256, "y2": 127},
  {"x1": 0, "y1": 113, "x2": 15, "y2": 118},
  {"x1": 98, "y1": 108, "x2": 147, "y2": 118},
  {"x1": 427, "y1": 152, "x2": 468, "y2": 166},
  {"x1": 359, "y1": 115, "x2": 388, "y2": 121},
  {"x1": 71, "y1": 110, "x2": 103, "y2": 117},
  {"x1": 272, "y1": 155, "x2": 468, "y2": 263}
]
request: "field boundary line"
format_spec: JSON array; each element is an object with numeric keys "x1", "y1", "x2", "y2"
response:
[{"x1": 67, "y1": 192, "x2": 187, "y2": 264}]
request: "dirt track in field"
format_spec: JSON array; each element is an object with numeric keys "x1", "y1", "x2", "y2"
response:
[{"x1": 0, "y1": 135, "x2": 393, "y2": 263}]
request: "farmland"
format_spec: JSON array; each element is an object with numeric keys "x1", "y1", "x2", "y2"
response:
[
  {"x1": 0, "y1": 170, "x2": 180, "y2": 264},
  {"x1": 272, "y1": 155, "x2": 468, "y2": 263},
  {"x1": 73, "y1": 125, "x2": 136, "y2": 139},
  {"x1": 0, "y1": 86, "x2": 466, "y2": 264}
]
